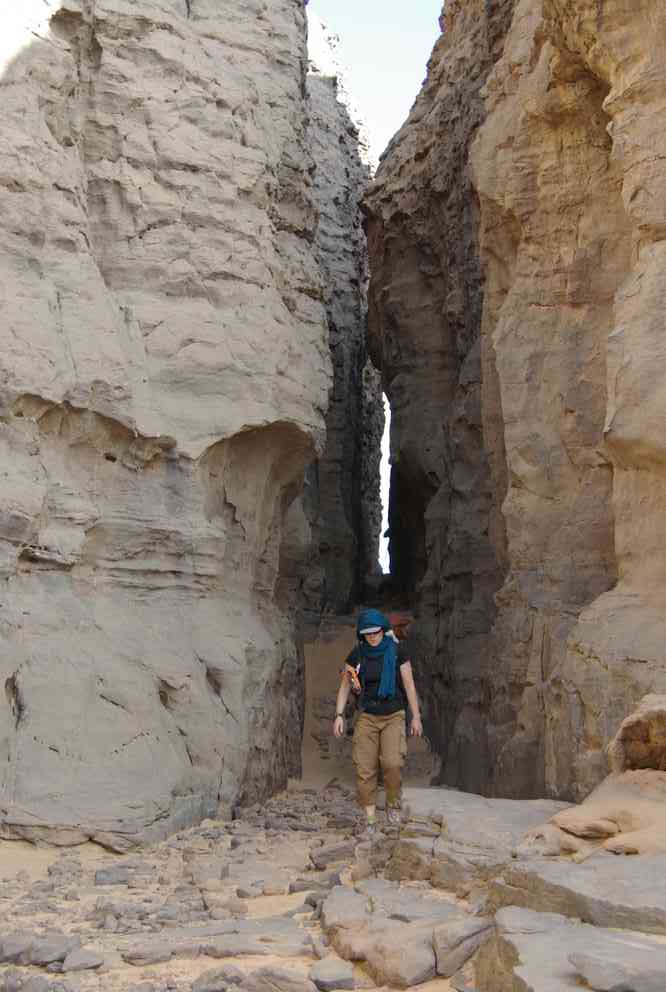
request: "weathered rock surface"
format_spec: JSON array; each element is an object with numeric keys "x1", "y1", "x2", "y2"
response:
[
  {"x1": 387, "y1": 787, "x2": 569, "y2": 889},
  {"x1": 491, "y1": 854, "x2": 666, "y2": 935},
  {"x1": 364, "y1": 0, "x2": 515, "y2": 793},
  {"x1": 469, "y1": 0, "x2": 666, "y2": 801},
  {"x1": 520, "y1": 695, "x2": 666, "y2": 858},
  {"x1": 477, "y1": 907, "x2": 666, "y2": 992},
  {"x1": 367, "y1": 0, "x2": 666, "y2": 802},
  {"x1": 304, "y1": 34, "x2": 380, "y2": 618},
  {"x1": 0, "y1": 0, "x2": 378, "y2": 846}
]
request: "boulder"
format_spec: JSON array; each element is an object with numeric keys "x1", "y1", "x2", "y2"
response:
[
  {"x1": 363, "y1": 922, "x2": 436, "y2": 989},
  {"x1": 476, "y1": 907, "x2": 666, "y2": 992},
  {"x1": 433, "y1": 916, "x2": 494, "y2": 978},
  {"x1": 491, "y1": 855, "x2": 666, "y2": 935},
  {"x1": 309, "y1": 956, "x2": 355, "y2": 991}
]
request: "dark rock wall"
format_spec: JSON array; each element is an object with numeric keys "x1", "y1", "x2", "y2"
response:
[
  {"x1": 364, "y1": 0, "x2": 516, "y2": 792},
  {"x1": 305, "y1": 65, "x2": 382, "y2": 620}
]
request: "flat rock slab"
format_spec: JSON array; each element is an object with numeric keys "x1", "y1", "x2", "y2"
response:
[
  {"x1": 122, "y1": 917, "x2": 312, "y2": 965},
  {"x1": 0, "y1": 935, "x2": 81, "y2": 966},
  {"x1": 321, "y1": 886, "x2": 370, "y2": 931},
  {"x1": 476, "y1": 906, "x2": 666, "y2": 992},
  {"x1": 402, "y1": 788, "x2": 569, "y2": 889},
  {"x1": 61, "y1": 947, "x2": 104, "y2": 972},
  {"x1": 354, "y1": 878, "x2": 459, "y2": 925},
  {"x1": 492, "y1": 854, "x2": 666, "y2": 934}
]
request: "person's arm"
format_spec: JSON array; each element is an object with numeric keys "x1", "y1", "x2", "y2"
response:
[
  {"x1": 400, "y1": 661, "x2": 423, "y2": 736},
  {"x1": 333, "y1": 672, "x2": 352, "y2": 738}
]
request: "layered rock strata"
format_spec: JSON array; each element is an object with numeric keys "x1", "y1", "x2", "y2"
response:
[
  {"x1": 0, "y1": 0, "x2": 332, "y2": 847},
  {"x1": 367, "y1": 0, "x2": 666, "y2": 800}
]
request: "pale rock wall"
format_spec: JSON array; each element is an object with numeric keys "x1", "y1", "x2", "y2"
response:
[
  {"x1": 0, "y1": 0, "x2": 331, "y2": 847},
  {"x1": 472, "y1": 0, "x2": 666, "y2": 800}
]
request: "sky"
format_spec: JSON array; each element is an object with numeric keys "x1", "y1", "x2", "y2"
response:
[
  {"x1": 308, "y1": 1, "x2": 443, "y2": 571},
  {"x1": 307, "y1": 0, "x2": 443, "y2": 165}
]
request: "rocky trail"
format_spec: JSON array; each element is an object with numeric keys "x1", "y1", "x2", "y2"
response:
[{"x1": 4, "y1": 779, "x2": 666, "y2": 992}]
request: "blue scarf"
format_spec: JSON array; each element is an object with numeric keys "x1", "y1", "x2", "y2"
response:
[{"x1": 356, "y1": 609, "x2": 397, "y2": 701}]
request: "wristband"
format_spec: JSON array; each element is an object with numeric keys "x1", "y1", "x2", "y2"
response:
[{"x1": 335, "y1": 712, "x2": 345, "y2": 718}]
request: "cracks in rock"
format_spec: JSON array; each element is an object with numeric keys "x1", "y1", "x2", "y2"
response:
[
  {"x1": 196, "y1": 654, "x2": 238, "y2": 723},
  {"x1": 5, "y1": 675, "x2": 25, "y2": 730},
  {"x1": 110, "y1": 731, "x2": 150, "y2": 757},
  {"x1": 98, "y1": 692, "x2": 128, "y2": 712}
]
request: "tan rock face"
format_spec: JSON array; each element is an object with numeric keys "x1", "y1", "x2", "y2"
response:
[
  {"x1": 367, "y1": 0, "x2": 666, "y2": 801},
  {"x1": 520, "y1": 695, "x2": 666, "y2": 858},
  {"x1": 472, "y1": 0, "x2": 666, "y2": 799},
  {"x1": 0, "y1": 0, "x2": 333, "y2": 846}
]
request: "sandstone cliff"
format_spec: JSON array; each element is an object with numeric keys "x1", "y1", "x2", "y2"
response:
[
  {"x1": 367, "y1": 0, "x2": 666, "y2": 802},
  {"x1": 472, "y1": 0, "x2": 666, "y2": 800},
  {"x1": 304, "y1": 30, "x2": 381, "y2": 619},
  {"x1": 364, "y1": 0, "x2": 515, "y2": 791},
  {"x1": 0, "y1": 0, "x2": 334, "y2": 848}
]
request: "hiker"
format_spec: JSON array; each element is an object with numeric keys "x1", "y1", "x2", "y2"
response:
[{"x1": 332, "y1": 608, "x2": 423, "y2": 833}]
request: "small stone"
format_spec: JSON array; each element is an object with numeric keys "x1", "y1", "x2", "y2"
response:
[
  {"x1": 95, "y1": 866, "x2": 130, "y2": 886},
  {"x1": 28, "y1": 935, "x2": 81, "y2": 966},
  {"x1": 237, "y1": 885, "x2": 262, "y2": 899},
  {"x1": 262, "y1": 875, "x2": 290, "y2": 896},
  {"x1": 122, "y1": 942, "x2": 172, "y2": 966},
  {"x1": 310, "y1": 957, "x2": 355, "y2": 991},
  {"x1": 310, "y1": 842, "x2": 356, "y2": 871},
  {"x1": 224, "y1": 897, "x2": 248, "y2": 917},
  {"x1": 62, "y1": 947, "x2": 105, "y2": 972},
  {"x1": 193, "y1": 964, "x2": 245, "y2": 992}
]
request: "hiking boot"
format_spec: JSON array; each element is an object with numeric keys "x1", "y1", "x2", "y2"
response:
[{"x1": 386, "y1": 805, "x2": 402, "y2": 829}]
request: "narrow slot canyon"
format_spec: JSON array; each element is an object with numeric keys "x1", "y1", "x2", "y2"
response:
[{"x1": 3, "y1": 2, "x2": 666, "y2": 991}]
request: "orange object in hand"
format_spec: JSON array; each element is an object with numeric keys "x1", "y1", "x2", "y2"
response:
[{"x1": 344, "y1": 664, "x2": 361, "y2": 694}]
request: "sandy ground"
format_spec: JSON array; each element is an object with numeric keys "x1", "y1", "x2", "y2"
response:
[{"x1": 0, "y1": 619, "x2": 450, "y2": 992}]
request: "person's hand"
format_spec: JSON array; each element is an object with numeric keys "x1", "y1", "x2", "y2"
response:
[
  {"x1": 333, "y1": 715, "x2": 345, "y2": 738},
  {"x1": 410, "y1": 715, "x2": 423, "y2": 737}
]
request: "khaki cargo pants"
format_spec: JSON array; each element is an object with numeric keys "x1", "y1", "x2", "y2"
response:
[{"x1": 352, "y1": 709, "x2": 407, "y2": 808}]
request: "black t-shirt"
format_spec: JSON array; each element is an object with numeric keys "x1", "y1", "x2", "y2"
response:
[{"x1": 345, "y1": 640, "x2": 413, "y2": 716}]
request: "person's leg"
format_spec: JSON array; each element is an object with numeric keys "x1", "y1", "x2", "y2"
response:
[
  {"x1": 379, "y1": 710, "x2": 407, "y2": 812},
  {"x1": 352, "y1": 713, "x2": 381, "y2": 823}
]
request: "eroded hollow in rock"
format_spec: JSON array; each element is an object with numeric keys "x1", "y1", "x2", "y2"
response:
[{"x1": 609, "y1": 696, "x2": 666, "y2": 773}]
